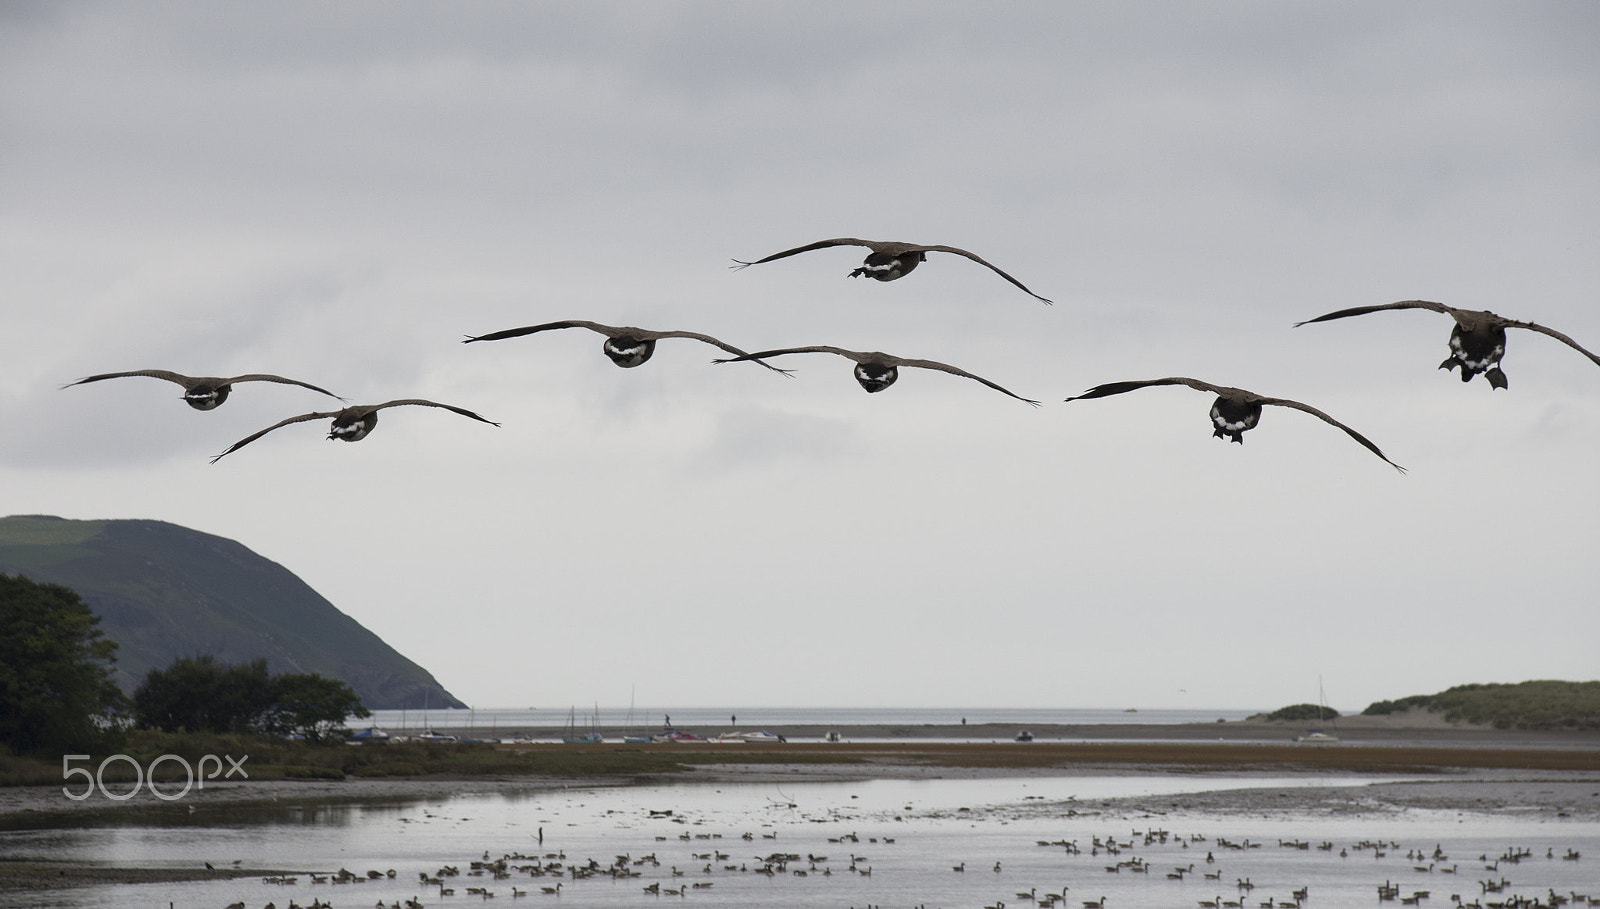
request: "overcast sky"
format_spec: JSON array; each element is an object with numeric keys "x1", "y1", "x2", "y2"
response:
[{"x1": 4, "y1": 2, "x2": 1596, "y2": 714}]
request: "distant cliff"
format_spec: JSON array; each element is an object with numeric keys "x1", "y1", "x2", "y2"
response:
[{"x1": 0, "y1": 515, "x2": 464, "y2": 710}]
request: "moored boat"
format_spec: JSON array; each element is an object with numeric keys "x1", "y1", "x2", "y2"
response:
[
  {"x1": 714, "y1": 730, "x2": 786, "y2": 743},
  {"x1": 563, "y1": 705, "x2": 603, "y2": 743}
]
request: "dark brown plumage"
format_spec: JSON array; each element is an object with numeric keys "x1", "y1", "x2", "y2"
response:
[
  {"x1": 210, "y1": 399, "x2": 498, "y2": 463},
  {"x1": 463, "y1": 320, "x2": 792, "y2": 373},
  {"x1": 61, "y1": 369, "x2": 341, "y2": 410},
  {"x1": 715, "y1": 345, "x2": 1040, "y2": 405},
  {"x1": 1295, "y1": 300, "x2": 1600, "y2": 389},
  {"x1": 1064, "y1": 377, "x2": 1404, "y2": 471},
  {"x1": 731, "y1": 238, "x2": 1052, "y2": 304}
]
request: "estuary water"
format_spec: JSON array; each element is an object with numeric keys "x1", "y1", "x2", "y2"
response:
[{"x1": 2, "y1": 773, "x2": 1595, "y2": 909}]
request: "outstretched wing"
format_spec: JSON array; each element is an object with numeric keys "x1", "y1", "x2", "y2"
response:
[
  {"x1": 1498, "y1": 318, "x2": 1600, "y2": 369},
  {"x1": 712, "y1": 345, "x2": 857, "y2": 365},
  {"x1": 210, "y1": 411, "x2": 341, "y2": 463},
  {"x1": 647, "y1": 330, "x2": 795, "y2": 375},
  {"x1": 730, "y1": 239, "x2": 874, "y2": 269},
  {"x1": 1258, "y1": 396, "x2": 1406, "y2": 473},
  {"x1": 224, "y1": 374, "x2": 344, "y2": 400},
  {"x1": 1293, "y1": 299, "x2": 1453, "y2": 327},
  {"x1": 918, "y1": 245, "x2": 1053, "y2": 305},
  {"x1": 1064, "y1": 377, "x2": 1226, "y2": 401},
  {"x1": 895, "y1": 357, "x2": 1041, "y2": 406},
  {"x1": 463, "y1": 320, "x2": 612, "y2": 343},
  {"x1": 370, "y1": 399, "x2": 501, "y2": 426},
  {"x1": 61, "y1": 369, "x2": 191, "y2": 390}
]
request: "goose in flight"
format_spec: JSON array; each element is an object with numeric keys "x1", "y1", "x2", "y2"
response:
[
  {"x1": 1064, "y1": 377, "x2": 1404, "y2": 471},
  {"x1": 731, "y1": 238, "x2": 1053, "y2": 304},
  {"x1": 211, "y1": 399, "x2": 498, "y2": 462},
  {"x1": 715, "y1": 346, "x2": 1040, "y2": 405},
  {"x1": 61, "y1": 369, "x2": 341, "y2": 410},
  {"x1": 463, "y1": 320, "x2": 792, "y2": 373},
  {"x1": 1294, "y1": 300, "x2": 1600, "y2": 389}
]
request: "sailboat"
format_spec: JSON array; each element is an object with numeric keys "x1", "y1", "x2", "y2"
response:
[
  {"x1": 563, "y1": 704, "x2": 603, "y2": 744},
  {"x1": 1295, "y1": 676, "x2": 1341, "y2": 743},
  {"x1": 623, "y1": 685, "x2": 651, "y2": 743}
]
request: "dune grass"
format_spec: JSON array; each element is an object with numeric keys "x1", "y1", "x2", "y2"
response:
[{"x1": 1364, "y1": 680, "x2": 1600, "y2": 730}]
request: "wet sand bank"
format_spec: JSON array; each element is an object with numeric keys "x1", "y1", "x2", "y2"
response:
[
  {"x1": 3, "y1": 721, "x2": 1595, "y2": 892},
  {"x1": 3, "y1": 722, "x2": 1594, "y2": 823}
]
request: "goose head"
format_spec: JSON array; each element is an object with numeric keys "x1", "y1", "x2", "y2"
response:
[
  {"x1": 602, "y1": 336, "x2": 657, "y2": 368},
  {"x1": 1440, "y1": 322, "x2": 1509, "y2": 388},
  {"x1": 1209, "y1": 396, "x2": 1262, "y2": 444},
  {"x1": 849, "y1": 249, "x2": 924, "y2": 282},
  {"x1": 183, "y1": 383, "x2": 231, "y2": 410},
  {"x1": 852, "y1": 361, "x2": 898, "y2": 393},
  {"x1": 328, "y1": 410, "x2": 379, "y2": 442}
]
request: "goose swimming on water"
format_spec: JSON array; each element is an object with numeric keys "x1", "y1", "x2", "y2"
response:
[
  {"x1": 1294, "y1": 300, "x2": 1600, "y2": 389},
  {"x1": 463, "y1": 320, "x2": 792, "y2": 373},
  {"x1": 715, "y1": 345, "x2": 1040, "y2": 405},
  {"x1": 61, "y1": 369, "x2": 342, "y2": 410},
  {"x1": 210, "y1": 399, "x2": 498, "y2": 462},
  {"x1": 1064, "y1": 377, "x2": 1404, "y2": 472},
  {"x1": 731, "y1": 238, "x2": 1053, "y2": 304}
]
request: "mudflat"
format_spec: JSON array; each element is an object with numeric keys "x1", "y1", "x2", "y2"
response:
[{"x1": 1, "y1": 719, "x2": 1597, "y2": 892}]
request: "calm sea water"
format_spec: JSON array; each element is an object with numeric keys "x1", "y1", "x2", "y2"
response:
[
  {"x1": 363, "y1": 706, "x2": 1258, "y2": 733},
  {"x1": 3, "y1": 774, "x2": 1594, "y2": 909}
]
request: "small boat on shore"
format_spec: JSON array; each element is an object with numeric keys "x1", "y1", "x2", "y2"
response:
[
  {"x1": 1294, "y1": 676, "x2": 1341, "y2": 743},
  {"x1": 623, "y1": 686, "x2": 651, "y2": 742},
  {"x1": 1295, "y1": 729, "x2": 1340, "y2": 743},
  {"x1": 714, "y1": 730, "x2": 786, "y2": 743},
  {"x1": 563, "y1": 705, "x2": 603, "y2": 744},
  {"x1": 655, "y1": 730, "x2": 706, "y2": 742},
  {"x1": 1014, "y1": 730, "x2": 1034, "y2": 742}
]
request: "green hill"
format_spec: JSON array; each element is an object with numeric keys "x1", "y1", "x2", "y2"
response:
[
  {"x1": 1364, "y1": 680, "x2": 1600, "y2": 730},
  {"x1": 0, "y1": 515, "x2": 464, "y2": 710}
]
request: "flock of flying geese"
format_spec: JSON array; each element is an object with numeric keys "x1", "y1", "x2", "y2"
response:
[{"x1": 63, "y1": 236, "x2": 1600, "y2": 471}]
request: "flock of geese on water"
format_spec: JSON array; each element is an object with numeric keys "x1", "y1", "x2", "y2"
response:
[
  {"x1": 203, "y1": 820, "x2": 1589, "y2": 909},
  {"x1": 61, "y1": 236, "x2": 1600, "y2": 471}
]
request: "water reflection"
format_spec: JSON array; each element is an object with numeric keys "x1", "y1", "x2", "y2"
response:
[{"x1": 2, "y1": 775, "x2": 1595, "y2": 909}]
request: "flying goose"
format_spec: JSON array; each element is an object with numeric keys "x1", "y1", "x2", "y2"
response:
[
  {"x1": 211, "y1": 399, "x2": 498, "y2": 462},
  {"x1": 731, "y1": 238, "x2": 1053, "y2": 304},
  {"x1": 61, "y1": 369, "x2": 341, "y2": 410},
  {"x1": 715, "y1": 346, "x2": 1040, "y2": 405},
  {"x1": 463, "y1": 320, "x2": 792, "y2": 373},
  {"x1": 1064, "y1": 377, "x2": 1404, "y2": 471},
  {"x1": 1294, "y1": 300, "x2": 1600, "y2": 389}
]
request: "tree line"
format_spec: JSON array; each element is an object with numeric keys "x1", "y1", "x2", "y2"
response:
[{"x1": 2, "y1": 573, "x2": 369, "y2": 757}]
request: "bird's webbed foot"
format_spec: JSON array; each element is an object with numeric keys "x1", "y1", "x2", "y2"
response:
[{"x1": 1211, "y1": 427, "x2": 1246, "y2": 444}]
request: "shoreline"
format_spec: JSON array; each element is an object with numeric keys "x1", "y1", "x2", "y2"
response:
[
  {"x1": 414, "y1": 714, "x2": 1600, "y2": 748},
  {"x1": 2, "y1": 725, "x2": 1597, "y2": 892},
  {"x1": 3, "y1": 720, "x2": 1595, "y2": 824}
]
